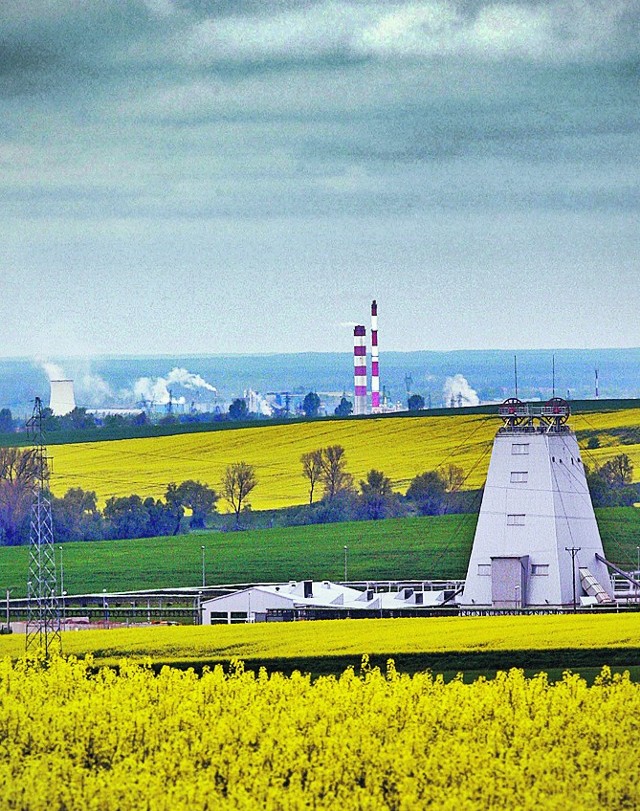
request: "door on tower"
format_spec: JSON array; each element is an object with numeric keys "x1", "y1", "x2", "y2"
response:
[{"x1": 491, "y1": 556, "x2": 528, "y2": 608}]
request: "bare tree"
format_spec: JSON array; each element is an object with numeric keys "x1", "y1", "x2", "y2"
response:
[
  {"x1": 0, "y1": 447, "x2": 42, "y2": 545},
  {"x1": 320, "y1": 445, "x2": 352, "y2": 501},
  {"x1": 222, "y1": 461, "x2": 257, "y2": 528},
  {"x1": 301, "y1": 449, "x2": 324, "y2": 504},
  {"x1": 439, "y1": 463, "x2": 466, "y2": 492}
]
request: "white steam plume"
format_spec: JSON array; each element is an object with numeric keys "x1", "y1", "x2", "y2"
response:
[
  {"x1": 77, "y1": 374, "x2": 114, "y2": 407},
  {"x1": 443, "y1": 374, "x2": 480, "y2": 407},
  {"x1": 133, "y1": 367, "x2": 217, "y2": 406},
  {"x1": 40, "y1": 361, "x2": 66, "y2": 381}
]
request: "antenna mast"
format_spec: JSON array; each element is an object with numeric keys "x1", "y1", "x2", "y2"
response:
[
  {"x1": 514, "y1": 354, "x2": 518, "y2": 399},
  {"x1": 25, "y1": 397, "x2": 61, "y2": 657}
]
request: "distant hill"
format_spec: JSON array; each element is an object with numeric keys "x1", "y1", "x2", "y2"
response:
[{"x1": 3, "y1": 347, "x2": 640, "y2": 415}]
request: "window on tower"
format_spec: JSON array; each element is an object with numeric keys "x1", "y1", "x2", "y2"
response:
[{"x1": 507, "y1": 514, "x2": 526, "y2": 526}]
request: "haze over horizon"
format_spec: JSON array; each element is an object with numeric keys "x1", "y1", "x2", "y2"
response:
[{"x1": 2, "y1": 1, "x2": 638, "y2": 358}]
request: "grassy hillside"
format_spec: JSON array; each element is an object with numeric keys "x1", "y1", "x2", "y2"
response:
[
  {"x1": 0, "y1": 514, "x2": 477, "y2": 597},
  {"x1": 1, "y1": 508, "x2": 638, "y2": 598},
  {"x1": 44, "y1": 407, "x2": 640, "y2": 510},
  {"x1": 1, "y1": 615, "x2": 639, "y2": 677}
]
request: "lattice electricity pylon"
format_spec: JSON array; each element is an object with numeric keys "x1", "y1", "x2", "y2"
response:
[{"x1": 25, "y1": 397, "x2": 61, "y2": 656}]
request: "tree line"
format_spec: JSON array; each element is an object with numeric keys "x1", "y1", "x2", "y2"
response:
[
  {"x1": 295, "y1": 445, "x2": 468, "y2": 525},
  {"x1": 0, "y1": 391, "x2": 355, "y2": 440},
  {"x1": 0, "y1": 449, "x2": 257, "y2": 545},
  {"x1": 0, "y1": 441, "x2": 637, "y2": 545}
]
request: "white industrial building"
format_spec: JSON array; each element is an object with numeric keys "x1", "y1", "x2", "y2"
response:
[
  {"x1": 459, "y1": 399, "x2": 614, "y2": 610},
  {"x1": 201, "y1": 580, "x2": 455, "y2": 624}
]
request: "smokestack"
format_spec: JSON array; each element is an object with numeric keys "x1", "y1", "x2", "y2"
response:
[
  {"x1": 371, "y1": 300, "x2": 380, "y2": 413},
  {"x1": 49, "y1": 379, "x2": 76, "y2": 416},
  {"x1": 353, "y1": 325, "x2": 367, "y2": 416}
]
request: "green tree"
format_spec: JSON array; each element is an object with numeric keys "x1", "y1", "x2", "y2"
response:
[
  {"x1": 406, "y1": 470, "x2": 447, "y2": 515},
  {"x1": 103, "y1": 495, "x2": 149, "y2": 540},
  {"x1": 359, "y1": 469, "x2": 396, "y2": 520},
  {"x1": 133, "y1": 411, "x2": 148, "y2": 427},
  {"x1": 51, "y1": 487, "x2": 104, "y2": 542},
  {"x1": 167, "y1": 480, "x2": 218, "y2": 529},
  {"x1": 228, "y1": 398, "x2": 248, "y2": 420},
  {"x1": 303, "y1": 392, "x2": 321, "y2": 417},
  {"x1": 334, "y1": 397, "x2": 353, "y2": 417},
  {"x1": 600, "y1": 454, "x2": 633, "y2": 489},
  {"x1": 586, "y1": 454, "x2": 637, "y2": 507},
  {"x1": 301, "y1": 450, "x2": 324, "y2": 505},
  {"x1": 0, "y1": 408, "x2": 13, "y2": 433},
  {"x1": 63, "y1": 407, "x2": 96, "y2": 430},
  {"x1": 407, "y1": 394, "x2": 425, "y2": 411},
  {"x1": 222, "y1": 462, "x2": 257, "y2": 528}
]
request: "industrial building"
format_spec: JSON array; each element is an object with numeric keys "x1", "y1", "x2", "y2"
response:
[
  {"x1": 201, "y1": 580, "x2": 456, "y2": 624},
  {"x1": 459, "y1": 398, "x2": 614, "y2": 610}
]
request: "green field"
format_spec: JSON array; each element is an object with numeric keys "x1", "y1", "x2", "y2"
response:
[
  {"x1": 1, "y1": 615, "x2": 639, "y2": 679},
  {"x1": 1, "y1": 507, "x2": 639, "y2": 598},
  {"x1": 0, "y1": 514, "x2": 477, "y2": 597}
]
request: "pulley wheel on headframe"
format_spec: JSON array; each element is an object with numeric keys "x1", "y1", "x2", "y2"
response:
[
  {"x1": 500, "y1": 397, "x2": 526, "y2": 425},
  {"x1": 544, "y1": 396, "x2": 570, "y2": 424}
]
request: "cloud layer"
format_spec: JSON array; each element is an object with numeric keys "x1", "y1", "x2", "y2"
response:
[{"x1": 1, "y1": 1, "x2": 639, "y2": 355}]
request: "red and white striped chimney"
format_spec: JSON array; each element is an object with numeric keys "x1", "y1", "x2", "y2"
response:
[
  {"x1": 371, "y1": 299, "x2": 380, "y2": 413},
  {"x1": 353, "y1": 325, "x2": 367, "y2": 416}
]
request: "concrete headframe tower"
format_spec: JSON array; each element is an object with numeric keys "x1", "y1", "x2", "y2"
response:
[{"x1": 460, "y1": 398, "x2": 613, "y2": 609}]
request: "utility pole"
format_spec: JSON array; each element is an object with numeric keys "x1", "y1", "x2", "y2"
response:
[
  {"x1": 565, "y1": 546, "x2": 581, "y2": 613},
  {"x1": 25, "y1": 397, "x2": 61, "y2": 656},
  {"x1": 201, "y1": 545, "x2": 206, "y2": 588},
  {"x1": 5, "y1": 589, "x2": 11, "y2": 632},
  {"x1": 343, "y1": 545, "x2": 348, "y2": 583}
]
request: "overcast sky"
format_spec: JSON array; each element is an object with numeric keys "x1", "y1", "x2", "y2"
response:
[{"x1": 1, "y1": 0, "x2": 638, "y2": 357}]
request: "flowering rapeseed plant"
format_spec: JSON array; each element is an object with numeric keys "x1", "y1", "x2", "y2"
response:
[{"x1": 1, "y1": 654, "x2": 638, "y2": 810}]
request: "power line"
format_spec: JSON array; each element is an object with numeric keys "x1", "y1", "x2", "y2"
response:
[{"x1": 25, "y1": 397, "x2": 61, "y2": 658}]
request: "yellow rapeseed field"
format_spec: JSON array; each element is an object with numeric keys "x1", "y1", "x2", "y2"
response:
[
  {"x1": 0, "y1": 615, "x2": 638, "y2": 666},
  {"x1": 1, "y1": 654, "x2": 639, "y2": 810},
  {"x1": 46, "y1": 409, "x2": 640, "y2": 510}
]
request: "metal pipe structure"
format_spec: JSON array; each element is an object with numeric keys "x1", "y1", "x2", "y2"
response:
[
  {"x1": 353, "y1": 325, "x2": 367, "y2": 416},
  {"x1": 370, "y1": 300, "x2": 380, "y2": 413}
]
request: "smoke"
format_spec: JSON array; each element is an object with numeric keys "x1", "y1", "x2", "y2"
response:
[
  {"x1": 132, "y1": 367, "x2": 217, "y2": 406},
  {"x1": 40, "y1": 361, "x2": 66, "y2": 381},
  {"x1": 78, "y1": 374, "x2": 114, "y2": 407},
  {"x1": 443, "y1": 374, "x2": 480, "y2": 407}
]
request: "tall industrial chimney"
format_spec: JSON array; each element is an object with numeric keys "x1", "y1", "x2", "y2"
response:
[
  {"x1": 49, "y1": 379, "x2": 76, "y2": 416},
  {"x1": 371, "y1": 300, "x2": 380, "y2": 413},
  {"x1": 353, "y1": 325, "x2": 367, "y2": 416}
]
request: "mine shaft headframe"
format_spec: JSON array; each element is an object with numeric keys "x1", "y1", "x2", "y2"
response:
[
  {"x1": 498, "y1": 397, "x2": 528, "y2": 428},
  {"x1": 498, "y1": 396, "x2": 570, "y2": 430},
  {"x1": 540, "y1": 397, "x2": 570, "y2": 428}
]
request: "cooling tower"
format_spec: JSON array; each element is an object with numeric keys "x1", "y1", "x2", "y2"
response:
[{"x1": 49, "y1": 379, "x2": 76, "y2": 416}]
